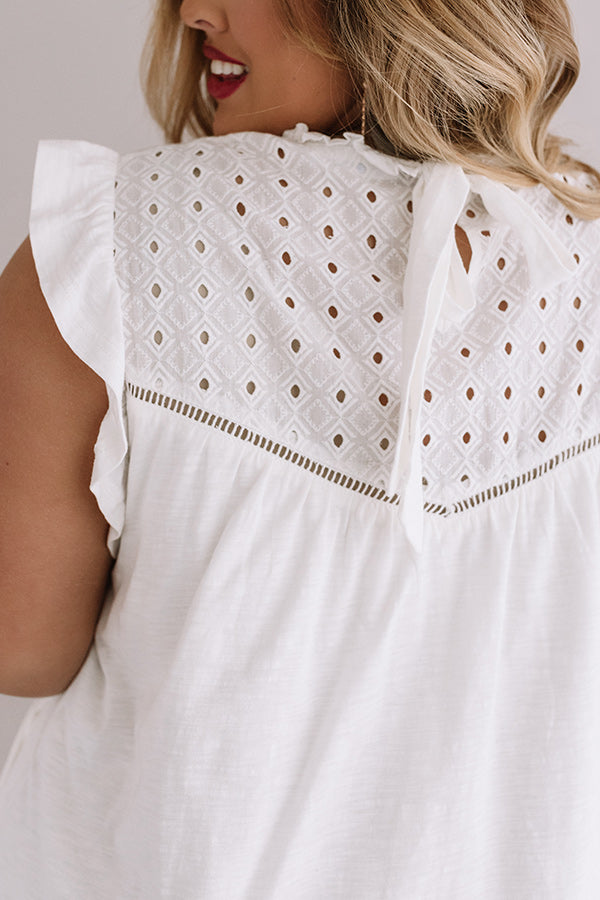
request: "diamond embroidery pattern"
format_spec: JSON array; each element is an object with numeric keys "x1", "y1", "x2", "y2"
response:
[{"x1": 114, "y1": 131, "x2": 600, "y2": 507}]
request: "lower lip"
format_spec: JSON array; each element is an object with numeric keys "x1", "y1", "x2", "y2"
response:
[{"x1": 207, "y1": 73, "x2": 248, "y2": 101}]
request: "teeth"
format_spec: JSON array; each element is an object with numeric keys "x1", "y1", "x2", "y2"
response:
[{"x1": 210, "y1": 59, "x2": 248, "y2": 77}]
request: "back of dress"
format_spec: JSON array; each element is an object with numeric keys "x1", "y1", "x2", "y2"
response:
[{"x1": 1, "y1": 125, "x2": 600, "y2": 899}]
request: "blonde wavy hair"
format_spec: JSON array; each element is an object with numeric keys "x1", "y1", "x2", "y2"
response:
[{"x1": 142, "y1": 0, "x2": 600, "y2": 219}]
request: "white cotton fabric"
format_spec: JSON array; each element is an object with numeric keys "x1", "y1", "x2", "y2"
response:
[
  {"x1": 28, "y1": 140, "x2": 127, "y2": 554},
  {"x1": 1, "y1": 126, "x2": 600, "y2": 898}
]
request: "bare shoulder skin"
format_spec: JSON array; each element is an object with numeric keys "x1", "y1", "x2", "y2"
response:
[{"x1": 0, "y1": 238, "x2": 113, "y2": 697}]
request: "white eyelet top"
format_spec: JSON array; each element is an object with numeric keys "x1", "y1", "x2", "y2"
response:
[{"x1": 2, "y1": 124, "x2": 600, "y2": 899}]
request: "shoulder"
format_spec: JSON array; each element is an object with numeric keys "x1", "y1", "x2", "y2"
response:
[
  {"x1": 118, "y1": 131, "x2": 288, "y2": 179},
  {"x1": 116, "y1": 127, "x2": 410, "y2": 186},
  {"x1": 515, "y1": 171, "x2": 600, "y2": 234},
  {"x1": 114, "y1": 129, "x2": 415, "y2": 240}
]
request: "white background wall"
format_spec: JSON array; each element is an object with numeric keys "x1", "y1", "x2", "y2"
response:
[{"x1": 0, "y1": 0, "x2": 599, "y2": 766}]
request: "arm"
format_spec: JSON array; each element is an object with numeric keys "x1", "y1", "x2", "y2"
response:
[{"x1": 0, "y1": 238, "x2": 113, "y2": 697}]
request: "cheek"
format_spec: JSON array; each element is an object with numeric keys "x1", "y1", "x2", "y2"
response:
[{"x1": 276, "y1": 52, "x2": 354, "y2": 106}]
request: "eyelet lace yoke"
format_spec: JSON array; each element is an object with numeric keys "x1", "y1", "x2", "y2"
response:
[{"x1": 114, "y1": 126, "x2": 600, "y2": 545}]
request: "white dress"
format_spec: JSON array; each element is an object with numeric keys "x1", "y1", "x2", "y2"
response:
[{"x1": 1, "y1": 124, "x2": 600, "y2": 898}]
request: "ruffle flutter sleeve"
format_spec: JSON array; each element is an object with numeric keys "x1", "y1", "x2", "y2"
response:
[{"x1": 29, "y1": 140, "x2": 127, "y2": 557}]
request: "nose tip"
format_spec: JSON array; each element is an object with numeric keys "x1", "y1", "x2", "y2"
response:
[{"x1": 179, "y1": 1, "x2": 226, "y2": 31}]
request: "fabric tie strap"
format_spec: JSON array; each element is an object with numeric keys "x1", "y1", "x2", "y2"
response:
[{"x1": 388, "y1": 161, "x2": 579, "y2": 552}]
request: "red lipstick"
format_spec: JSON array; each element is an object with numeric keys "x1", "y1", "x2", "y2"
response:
[
  {"x1": 202, "y1": 45, "x2": 246, "y2": 66},
  {"x1": 203, "y1": 45, "x2": 249, "y2": 101}
]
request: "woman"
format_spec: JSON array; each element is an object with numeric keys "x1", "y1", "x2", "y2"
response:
[{"x1": 1, "y1": 0, "x2": 600, "y2": 895}]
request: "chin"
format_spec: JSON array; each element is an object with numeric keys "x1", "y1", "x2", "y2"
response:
[{"x1": 211, "y1": 114, "x2": 257, "y2": 137}]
